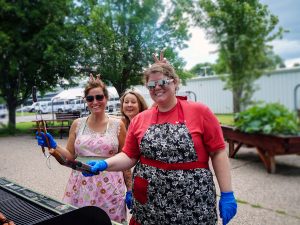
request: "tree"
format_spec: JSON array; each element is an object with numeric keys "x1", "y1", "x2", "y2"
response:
[
  {"x1": 192, "y1": 0, "x2": 284, "y2": 112},
  {"x1": 0, "y1": 0, "x2": 80, "y2": 129},
  {"x1": 189, "y1": 62, "x2": 215, "y2": 76},
  {"x1": 72, "y1": 0, "x2": 193, "y2": 95}
]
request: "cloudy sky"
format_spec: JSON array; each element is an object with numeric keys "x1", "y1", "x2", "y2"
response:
[{"x1": 179, "y1": 0, "x2": 300, "y2": 69}]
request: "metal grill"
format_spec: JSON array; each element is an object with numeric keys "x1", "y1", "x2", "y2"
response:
[
  {"x1": 0, "y1": 188, "x2": 57, "y2": 225},
  {"x1": 0, "y1": 178, "x2": 117, "y2": 225}
]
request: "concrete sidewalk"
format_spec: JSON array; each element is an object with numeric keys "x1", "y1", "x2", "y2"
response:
[{"x1": 0, "y1": 135, "x2": 299, "y2": 224}]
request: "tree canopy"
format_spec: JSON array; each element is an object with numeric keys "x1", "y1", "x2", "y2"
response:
[
  {"x1": 0, "y1": 0, "x2": 80, "y2": 128},
  {"x1": 1, "y1": 0, "x2": 194, "y2": 129},
  {"x1": 192, "y1": 0, "x2": 284, "y2": 112},
  {"x1": 72, "y1": 0, "x2": 193, "y2": 95}
]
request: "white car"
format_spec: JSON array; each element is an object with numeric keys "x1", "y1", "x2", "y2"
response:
[
  {"x1": 0, "y1": 104, "x2": 8, "y2": 118},
  {"x1": 69, "y1": 99, "x2": 87, "y2": 112},
  {"x1": 106, "y1": 97, "x2": 120, "y2": 112},
  {"x1": 49, "y1": 99, "x2": 72, "y2": 113},
  {"x1": 16, "y1": 105, "x2": 32, "y2": 112},
  {"x1": 28, "y1": 102, "x2": 39, "y2": 112},
  {"x1": 34, "y1": 101, "x2": 51, "y2": 114}
]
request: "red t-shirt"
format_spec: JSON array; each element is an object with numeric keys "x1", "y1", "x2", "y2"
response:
[{"x1": 122, "y1": 98, "x2": 225, "y2": 164}]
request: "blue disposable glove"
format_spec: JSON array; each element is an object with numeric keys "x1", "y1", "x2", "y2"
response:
[
  {"x1": 82, "y1": 160, "x2": 108, "y2": 177},
  {"x1": 219, "y1": 191, "x2": 237, "y2": 225},
  {"x1": 36, "y1": 131, "x2": 57, "y2": 149},
  {"x1": 125, "y1": 190, "x2": 133, "y2": 210}
]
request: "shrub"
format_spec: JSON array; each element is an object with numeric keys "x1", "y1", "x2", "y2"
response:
[{"x1": 234, "y1": 103, "x2": 300, "y2": 135}]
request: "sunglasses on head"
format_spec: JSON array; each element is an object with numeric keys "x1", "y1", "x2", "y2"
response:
[
  {"x1": 86, "y1": 94, "x2": 105, "y2": 102},
  {"x1": 146, "y1": 79, "x2": 174, "y2": 90}
]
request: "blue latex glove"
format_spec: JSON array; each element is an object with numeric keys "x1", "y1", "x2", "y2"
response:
[
  {"x1": 125, "y1": 190, "x2": 133, "y2": 210},
  {"x1": 82, "y1": 160, "x2": 108, "y2": 177},
  {"x1": 36, "y1": 131, "x2": 57, "y2": 149},
  {"x1": 219, "y1": 191, "x2": 237, "y2": 225}
]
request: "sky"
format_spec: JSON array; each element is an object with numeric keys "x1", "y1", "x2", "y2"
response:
[{"x1": 178, "y1": 0, "x2": 300, "y2": 70}]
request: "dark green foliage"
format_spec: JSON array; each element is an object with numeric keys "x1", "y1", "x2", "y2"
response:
[
  {"x1": 0, "y1": 0, "x2": 80, "y2": 128},
  {"x1": 73, "y1": 0, "x2": 192, "y2": 95},
  {"x1": 234, "y1": 103, "x2": 300, "y2": 135}
]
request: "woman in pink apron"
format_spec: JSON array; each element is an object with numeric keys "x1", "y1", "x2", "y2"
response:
[
  {"x1": 37, "y1": 75, "x2": 131, "y2": 224},
  {"x1": 86, "y1": 59, "x2": 237, "y2": 225}
]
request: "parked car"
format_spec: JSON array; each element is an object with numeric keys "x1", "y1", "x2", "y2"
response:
[
  {"x1": 34, "y1": 101, "x2": 51, "y2": 114},
  {"x1": 28, "y1": 102, "x2": 39, "y2": 112},
  {"x1": 49, "y1": 99, "x2": 72, "y2": 113},
  {"x1": 69, "y1": 97, "x2": 119, "y2": 113},
  {"x1": 16, "y1": 105, "x2": 31, "y2": 113},
  {"x1": 106, "y1": 97, "x2": 120, "y2": 112},
  {"x1": 69, "y1": 98, "x2": 86, "y2": 112},
  {"x1": 0, "y1": 104, "x2": 8, "y2": 118}
]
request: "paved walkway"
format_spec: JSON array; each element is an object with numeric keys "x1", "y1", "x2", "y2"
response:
[{"x1": 0, "y1": 135, "x2": 299, "y2": 224}]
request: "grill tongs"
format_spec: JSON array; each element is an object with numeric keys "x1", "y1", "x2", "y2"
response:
[{"x1": 32, "y1": 86, "x2": 98, "y2": 175}]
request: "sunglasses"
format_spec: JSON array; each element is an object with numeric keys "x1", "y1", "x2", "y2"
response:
[
  {"x1": 86, "y1": 94, "x2": 105, "y2": 102},
  {"x1": 146, "y1": 79, "x2": 174, "y2": 90}
]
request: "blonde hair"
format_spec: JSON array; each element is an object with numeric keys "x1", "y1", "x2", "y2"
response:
[
  {"x1": 143, "y1": 63, "x2": 180, "y2": 87},
  {"x1": 120, "y1": 89, "x2": 148, "y2": 129}
]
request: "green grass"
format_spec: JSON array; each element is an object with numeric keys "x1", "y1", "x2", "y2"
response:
[
  {"x1": 0, "y1": 121, "x2": 65, "y2": 137},
  {"x1": 215, "y1": 114, "x2": 234, "y2": 126},
  {"x1": 16, "y1": 112, "x2": 35, "y2": 116},
  {"x1": 0, "y1": 113, "x2": 235, "y2": 136},
  {"x1": 0, "y1": 121, "x2": 35, "y2": 136}
]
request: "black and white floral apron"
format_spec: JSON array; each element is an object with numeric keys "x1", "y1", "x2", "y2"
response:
[{"x1": 130, "y1": 101, "x2": 217, "y2": 225}]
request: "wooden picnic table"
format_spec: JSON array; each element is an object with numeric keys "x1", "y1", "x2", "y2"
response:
[
  {"x1": 32, "y1": 112, "x2": 81, "y2": 139},
  {"x1": 32, "y1": 119, "x2": 73, "y2": 139},
  {"x1": 221, "y1": 125, "x2": 300, "y2": 173}
]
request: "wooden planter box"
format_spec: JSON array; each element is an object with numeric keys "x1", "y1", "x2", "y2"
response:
[{"x1": 221, "y1": 125, "x2": 300, "y2": 173}]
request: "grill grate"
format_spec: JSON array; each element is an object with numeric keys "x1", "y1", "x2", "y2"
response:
[{"x1": 0, "y1": 188, "x2": 57, "y2": 225}]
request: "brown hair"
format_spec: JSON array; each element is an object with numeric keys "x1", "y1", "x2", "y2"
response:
[
  {"x1": 143, "y1": 63, "x2": 180, "y2": 87},
  {"x1": 120, "y1": 89, "x2": 148, "y2": 129},
  {"x1": 84, "y1": 74, "x2": 109, "y2": 98}
]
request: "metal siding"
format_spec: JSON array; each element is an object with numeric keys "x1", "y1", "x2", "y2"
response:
[
  {"x1": 132, "y1": 67, "x2": 300, "y2": 113},
  {"x1": 180, "y1": 77, "x2": 232, "y2": 113},
  {"x1": 252, "y1": 69, "x2": 300, "y2": 111}
]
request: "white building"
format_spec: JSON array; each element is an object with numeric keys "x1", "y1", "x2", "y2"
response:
[{"x1": 133, "y1": 67, "x2": 300, "y2": 114}]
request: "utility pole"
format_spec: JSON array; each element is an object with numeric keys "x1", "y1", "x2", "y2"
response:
[{"x1": 201, "y1": 66, "x2": 210, "y2": 76}]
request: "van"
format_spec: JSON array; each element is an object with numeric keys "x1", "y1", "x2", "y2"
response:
[
  {"x1": 28, "y1": 102, "x2": 38, "y2": 112},
  {"x1": 0, "y1": 104, "x2": 8, "y2": 118},
  {"x1": 34, "y1": 101, "x2": 51, "y2": 114},
  {"x1": 69, "y1": 99, "x2": 86, "y2": 112},
  {"x1": 49, "y1": 99, "x2": 72, "y2": 113},
  {"x1": 106, "y1": 97, "x2": 120, "y2": 112}
]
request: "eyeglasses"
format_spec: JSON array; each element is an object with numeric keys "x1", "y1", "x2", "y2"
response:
[
  {"x1": 86, "y1": 94, "x2": 105, "y2": 102},
  {"x1": 146, "y1": 79, "x2": 174, "y2": 90}
]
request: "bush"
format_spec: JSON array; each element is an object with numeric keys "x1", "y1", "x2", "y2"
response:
[{"x1": 234, "y1": 103, "x2": 300, "y2": 135}]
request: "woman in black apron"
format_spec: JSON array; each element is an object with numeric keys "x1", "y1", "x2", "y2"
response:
[{"x1": 85, "y1": 58, "x2": 237, "y2": 225}]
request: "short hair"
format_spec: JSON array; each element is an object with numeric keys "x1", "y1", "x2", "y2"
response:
[
  {"x1": 120, "y1": 89, "x2": 148, "y2": 129},
  {"x1": 84, "y1": 75, "x2": 109, "y2": 98},
  {"x1": 143, "y1": 63, "x2": 180, "y2": 87}
]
